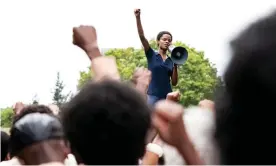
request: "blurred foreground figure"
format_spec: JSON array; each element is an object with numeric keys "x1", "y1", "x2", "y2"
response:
[
  {"x1": 61, "y1": 80, "x2": 151, "y2": 165},
  {"x1": 166, "y1": 91, "x2": 181, "y2": 102},
  {"x1": 162, "y1": 106, "x2": 218, "y2": 165},
  {"x1": 1, "y1": 131, "x2": 10, "y2": 161},
  {"x1": 12, "y1": 102, "x2": 25, "y2": 115},
  {"x1": 199, "y1": 99, "x2": 214, "y2": 111},
  {"x1": 215, "y1": 11, "x2": 276, "y2": 164},
  {"x1": 8, "y1": 105, "x2": 69, "y2": 165}
]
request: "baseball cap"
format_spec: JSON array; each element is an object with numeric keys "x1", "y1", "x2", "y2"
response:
[{"x1": 9, "y1": 112, "x2": 64, "y2": 156}]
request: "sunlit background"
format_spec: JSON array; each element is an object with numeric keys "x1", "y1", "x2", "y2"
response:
[{"x1": 0, "y1": 0, "x2": 275, "y2": 107}]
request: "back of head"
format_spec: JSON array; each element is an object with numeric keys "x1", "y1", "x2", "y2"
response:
[
  {"x1": 61, "y1": 80, "x2": 151, "y2": 165},
  {"x1": 13, "y1": 105, "x2": 53, "y2": 125},
  {"x1": 1, "y1": 131, "x2": 10, "y2": 161},
  {"x1": 215, "y1": 11, "x2": 276, "y2": 164},
  {"x1": 9, "y1": 105, "x2": 55, "y2": 158}
]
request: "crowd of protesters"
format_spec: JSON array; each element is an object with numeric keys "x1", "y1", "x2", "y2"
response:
[{"x1": 2, "y1": 9, "x2": 276, "y2": 165}]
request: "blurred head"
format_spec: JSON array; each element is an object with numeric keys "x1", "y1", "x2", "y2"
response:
[
  {"x1": 156, "y1": 31, "x2": 172, "y2": 51},
  {"x1": 61, "y1": 80, "x2": 151, "y2": 165},
  {"x1": 9, "y1": 105, "x2": 69, "y2": 165},
  {"x1": 12, "y1": 105, "x2": 53, "y2": 125},
  {"x1": 1, "y1": 131, "x2": 10, "y2": 161},
  {"x1": 215, "y1": 11, "x2": 276, "y2": 164}
]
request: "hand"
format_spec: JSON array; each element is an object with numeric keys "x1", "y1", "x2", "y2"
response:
[
  {"x1": 72, "y1": 25, "x2": 98, "y2": 53},
  {"x1": 166, "y1": 91, "x2": 180, "y2": 102},
  {"x1": 134, "y1": 9, "x2": 141, "y2": 17},
  {"x1": 198, "y1": 99, "x2": 214, "y2": 111},
  {"x1": 13, "y1": 102, "x2": 25, "y2": 115},
  {"x1": 132, "y1": 67, "x2": 151, "y2": 86},
  {"x1": 91, "y1": 56, "x2": 120, "y2": 81},
  {"x1": 152, "y1": 100, "x2": 187, "y2": 148}
]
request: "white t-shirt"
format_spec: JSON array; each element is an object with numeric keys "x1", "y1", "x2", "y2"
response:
[{"x1": 0, "y1": 157, "x2": 23, "y2": 166}]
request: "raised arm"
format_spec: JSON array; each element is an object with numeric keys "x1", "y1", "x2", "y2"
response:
[{"x1": 134, "y1": 9, "x2": 150, "y2": 52}]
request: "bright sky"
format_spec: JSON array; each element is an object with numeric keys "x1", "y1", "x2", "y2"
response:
[{"x1": 0, "y1": 0, "x2": 275, "y2": 108}]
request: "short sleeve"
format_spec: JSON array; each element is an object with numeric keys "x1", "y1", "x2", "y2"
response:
[{"x1": 145, "y1": 47, "x2": 155, "y2": 60}]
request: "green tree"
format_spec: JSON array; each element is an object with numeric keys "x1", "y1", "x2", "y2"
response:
[
  {"x1": 1, "y1": 107, "x2": 14, "y2": 127},
  {"x1": 78, "y1": 67, "x2": 93, "y2": 90},
  {"x1": 52, "y1": 72, "x2": 71, "y2": 107},
  {"x1": 77, "y1": 40, "x2": 220, "y2": 106}
]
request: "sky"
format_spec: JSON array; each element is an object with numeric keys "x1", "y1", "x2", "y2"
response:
[{"x1": 0, "y1": 0, "x2": 276, "y2": 108}]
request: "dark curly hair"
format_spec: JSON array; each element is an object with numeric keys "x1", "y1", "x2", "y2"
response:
[
  {"x1": 215, "y1": 11, "x2": 276, "y2": 164},
  {"x1": 61, "y1": 80, "x2": 151, "y2": 165},
  {"x1": 156, "y1": 31, "x2": 172, "y2": 47},
  {"x1": 12, "y1": 105, "x2": 53, "y2": 125}
]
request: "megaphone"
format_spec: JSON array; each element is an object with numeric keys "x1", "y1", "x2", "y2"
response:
[{"x1": 168, "y1": 46, "x2": 188, "y2": 65}]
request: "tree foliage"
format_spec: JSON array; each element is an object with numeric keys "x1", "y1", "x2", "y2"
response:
[
  {"x1": 52, "y1": 72, "x2": 71, "y2": 107},
  {"x1": 77, "y1": 40, "x2": 220, "y2": 106},
  {"x1": 78, "y1": 67, "x2": 93, "y2": 90},
  {"x1": 1, "y1": 107, "x2": 14, "y2": 127}
]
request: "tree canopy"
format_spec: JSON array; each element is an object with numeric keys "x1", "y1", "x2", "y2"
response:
[
  {"x1": 77, "y1": 39, "x2": 220, "y2": 106},
  {"x1": 1, "y1": 107, "x2": 13, "y2": 128}
]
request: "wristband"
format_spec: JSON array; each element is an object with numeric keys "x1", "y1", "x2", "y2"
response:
[{"x1": 146, "y1": 143, "x2": 163, "y2": 157}]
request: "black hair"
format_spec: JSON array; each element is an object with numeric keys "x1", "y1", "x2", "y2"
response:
[
  {"x1": 12, "y1": 105, "x2": 53, "y2": 125},
  {"x1": 61, "y1": 80, "x2": 151, "y2": 165},
  {"x1": 215, "y1": 11, "x2": 276, "y2": 164},
  {"x1": 1, "y1": 131, "x2": 10, "y2": 161},
  {"x1": 156, "y1": 31, "x2": 173, "y2": 47},
  {"x1": 156, "y1": 31, "x2": 173, "y2": 41}
]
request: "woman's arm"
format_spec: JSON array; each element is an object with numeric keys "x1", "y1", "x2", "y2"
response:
[
  {"x1": 171, "y1": 64, "x2": 178, "y2": 86},
  {"x1": 135, "y1": 9, "x2": 150, "y2": 52}
]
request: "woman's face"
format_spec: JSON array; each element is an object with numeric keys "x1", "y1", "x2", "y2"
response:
[{"x1": 158, "y1": 34, "x2": 172, "y2": 50}]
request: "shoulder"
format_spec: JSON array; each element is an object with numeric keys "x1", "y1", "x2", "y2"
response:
[{"x1": 145, "y1": 47, "x2": 157, "y2": 57}]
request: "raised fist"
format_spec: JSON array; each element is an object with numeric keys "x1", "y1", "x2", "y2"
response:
[
  {"x1": 134, "y1": 9, "x2": 141, "y2": 17},
  {"x1": 166, "y1": 91, "x2": 181, "y2": 102},
  {"x1": 72, "y1": 25, "x2": 98, "y2": 53},
  {"x1": 152, "y1": 100, "x2": 186, "y2": 147}
]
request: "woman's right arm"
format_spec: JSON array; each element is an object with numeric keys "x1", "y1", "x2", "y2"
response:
[{"x1": 134, "y1": 9, "x2": 150, "y2": 52}]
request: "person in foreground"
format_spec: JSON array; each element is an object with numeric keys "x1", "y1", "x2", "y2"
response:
[
  {"x1": 61, "y1": 25, "x2": 151, "y2": 165},
  {"x1": 61, "y1": 80, "x2": 152, "y2": 165},
  {"x1": 8, "y1": 105, "x2": 69, "y2": 165},
  {"x1": 134, "y1": 9, "x2": 179, "y2": 105},
  {"x1": 215, "y1": 11, "x2": 276, "y2": 164}
]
